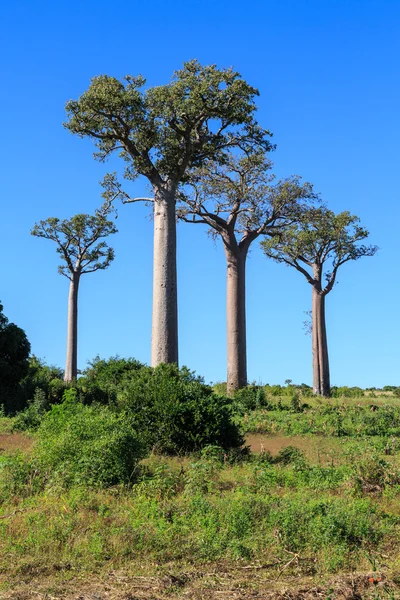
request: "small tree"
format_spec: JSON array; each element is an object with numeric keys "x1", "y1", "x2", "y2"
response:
[
  {"x1": 32, "y1": 206, "x2": 117, "y2": 382},
  {"x1": 262, "y1": 208, "x2": 377, "y2": 397},
  {"x1": 178, "y1": 152, "x2": 315, "y2": 394},
  {"x1": 0, "y1": 302, "x2": 31, "y2": 412},
  {"x1": 65, "y1": 60, "x2": 272, "y2": 367}
]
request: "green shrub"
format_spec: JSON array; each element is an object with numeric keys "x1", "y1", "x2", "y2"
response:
[
  {"x1": 34, "y1": 394, "x2": 144, "y2": 488},
  {"x1": 13, "y1": 387, "x2": 49, "y2": 431},
  {"x1": 117, "y1": 363, "x2": 244, "y2": 454},
  {"x1": 212, "y1": 382, "x2": 227, "y2": 396},
  {"x1": 78, "y1": 355, "x2": 146, "y2": 405},
  {"x1": 274, "y1": 446, "x2": 307, "y2": 466},
  {"x1": 349, "y1": 452, "x2": 400, "y2": 494},
  {"x1": 242, "y1": 404, "x2": 400, "y2": 438},
  {"x1": 234, "y1": 385, "x2": 269, "y2": 413},
  {"x1": 17, "y1": 356, "x2": 66, "y2": 410},
  {"x1": 331, "y1": 386, "x2": 364, "y2": 398},
  {"x1": 289, "y1": 391, "x2": 304, "y2": 412}
]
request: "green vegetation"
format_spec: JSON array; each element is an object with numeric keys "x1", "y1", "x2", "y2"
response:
[
  {"x1": 13, "y1": 360, "x2": 244, "y2": 456},
  {"x1": 241, "y1": 401, "x2": 400, "y2": 437},
  {"x1": 1, "y1": 373, "x2": 400, "y2": 596},
  {"x1": 0, "y1": 302, "x2": 31, "y2": 413}
]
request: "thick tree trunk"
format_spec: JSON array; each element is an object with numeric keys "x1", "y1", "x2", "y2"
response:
[
  {"x1": 151, "y1": 188, "x2": 178, "y2": 366},
  {"x1": 312, "y1": 287, "x2": 330, "y2": 397},
  {"x1": 64, "y1": 274, "x2": 80, "y2": 382},
  {"x1": 225, "y1": 247, "x2": 247, "y2": 396}
]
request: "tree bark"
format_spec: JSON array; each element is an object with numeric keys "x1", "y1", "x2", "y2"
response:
[
  {"x1": 312, "y1": 287, "x2": 330, "y2": 397},
  {"x1": 151, "y1": 188, "x2": 179, "y2": 366},
  {"x1": 64, "y1": 273, "x2": 80, "y2": 382},
  {"x1": 224, "y1": 246, "x2": 248, "y2": 396}
]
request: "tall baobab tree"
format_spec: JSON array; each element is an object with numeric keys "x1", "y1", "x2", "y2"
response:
[
  {"x1": 262, "y1": 208, "x2": 377, "y2": 397},
  {"x1": 32, "y1": 207, "x2": 117, "y2": 381},
  {"x1": 178, "y1": 152, "x2": 315, "y2": 395},
  {"x1": 64, "y1": 60, "x2": 273, "y2": 367}
]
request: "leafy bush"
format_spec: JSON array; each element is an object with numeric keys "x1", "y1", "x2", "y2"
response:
[
  {"x1": 18, "y1": 356, "x2": 66, "y2": 407},
  {"x1": 0, "y1": 302, "x2": 31, "y2": 413},
  {"x1": 234, "y1": 384, "x2": 269, "y2": 412},
  {"x1": 34, "y1": 393, "x2": 144, "y2": 488},
  {"x1": 331, "y1": 386, "x2": 364, "y2": 398},
  {"x1": 13, "y1": 387, "x2": 49, "y2": 431},
  {"x1": 78, "y1": 355, "x2": 145, "y2": 405},
  {"x1": 274, "y1": 446, "x2": 306, "y2": 466},
  {"x1": 118, "y1": 363, "x2": 244, "y2": 454}
]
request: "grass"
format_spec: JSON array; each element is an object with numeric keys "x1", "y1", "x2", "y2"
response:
[
  {"x1": 0, "y1": 418, "x2": 14, "y2": 435},
  {"x1": 240, "y1": 396, "x2": 400, "y2": 438},
  {"x1": 1, "y1": 395, "x2": 400, "y2": 598}
]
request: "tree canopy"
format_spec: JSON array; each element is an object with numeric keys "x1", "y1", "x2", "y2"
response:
[
  {"x1": 65, "y1": 60, "x2": 274, "y2": 192},
  {"x1": 262, "y1": 207, "x2": 378, "y2": 293},
  {"x1": 178, "y1": 151, "x2": 316, "y2": 246},
  {"x1": 0, "y1": 302, "x2": 31, "y2": 411},
  {"x1": 31, "y1": 207, "x2": 117, "y2": 278}
]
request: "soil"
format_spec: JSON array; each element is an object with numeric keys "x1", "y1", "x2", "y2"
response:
[
  {"x1": 0, "y1": 569, "x2": 393, "y2": 599},
  {"x1": 245, "y1": 434, "x2": 343, "y2": 464},
  {"x1": 0, "y1": 433, "x2": 34, "y2": 454}
]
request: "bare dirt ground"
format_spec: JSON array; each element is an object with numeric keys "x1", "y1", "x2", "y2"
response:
[
  {"x1": 245, "y1": 434, "x2": 343, "y2": 464},
  {"x1": 0, "y1": 432, "x2": 340, "y2": 464},
  {"x1": 0, "y1": 434, "x2": 33, "y2": 454},
  {"x1": 0, "y1": 568, "x2": 396, "y2": 600}
]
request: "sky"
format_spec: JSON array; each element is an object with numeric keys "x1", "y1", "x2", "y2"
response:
[{"x1": 0, "y1": 0, "x2": 399, "y2": 387}]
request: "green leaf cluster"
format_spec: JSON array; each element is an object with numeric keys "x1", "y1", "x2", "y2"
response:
[
  {"x1": 31, "y1": 208, "x2": 117, "y2": 278},
  {"x1": 262, "y1": 207, "x2": 377, "y2": 293},
  {"x1": 65, "y1": 60, "x2": 273, "y2": 189}
]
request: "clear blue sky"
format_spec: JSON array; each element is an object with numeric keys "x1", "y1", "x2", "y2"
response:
[{"x1": 1, "y1": 0, "x2": 399, "y2": 387}]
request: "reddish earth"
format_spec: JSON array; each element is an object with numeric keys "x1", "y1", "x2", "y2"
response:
[
  {"x1": 245, "y1": 434, "x2": 343, "y2": 464},
  {"x1": 0, "y1": 433, "x2": 34, "y2": 454},
  {"x1": 0, "y1": 431, "x2": 340, "y2": 464}
]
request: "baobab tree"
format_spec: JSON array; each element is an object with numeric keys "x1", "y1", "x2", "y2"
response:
[
  {"x1": 262, "y1": 208, "x2": 377, "y2": 397},
  {"x1": 178, "y1": 152, "x2": 315, "y2": 395},
  {"x1": 32, "y1": 207, "x2": 117, "y2": 382},
  {"x1": 64, "y1": 60, "x2": 272, "y2": 367}
]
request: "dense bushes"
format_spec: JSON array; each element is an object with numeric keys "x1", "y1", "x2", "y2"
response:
[
  {"x1": 14, "y1": 360, "x2": 244, "y2": 456},
  {"x1": 1, "y1": 356, "x2": 66, "y2": 417},
  {"x1": 74, "y1": 360, "x2": 243, "y2": 454},
  {"x1": 0, "y1": 303, "x2": 31, "y2": 413},
  {"x1": 77, "y1": 355, "x2": 145, "y2": 405},
  {"x1": 2, "y1": 394, "x2": 145, "y2": 491},
  {"x1": 35, "y1": 395, "x2": 144, "y2": 487},
  {"x1": 117, "y1": 363, "x2": 244, "y2": 453}
]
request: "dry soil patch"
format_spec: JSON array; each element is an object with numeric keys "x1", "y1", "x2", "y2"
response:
[{"x1": 0, "y1": 433, "x2": 33, "y2": 454}]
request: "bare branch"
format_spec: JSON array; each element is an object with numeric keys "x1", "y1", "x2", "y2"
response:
[{"x1": 122, "y1": 197, "x2": 154, "y2": 204}]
